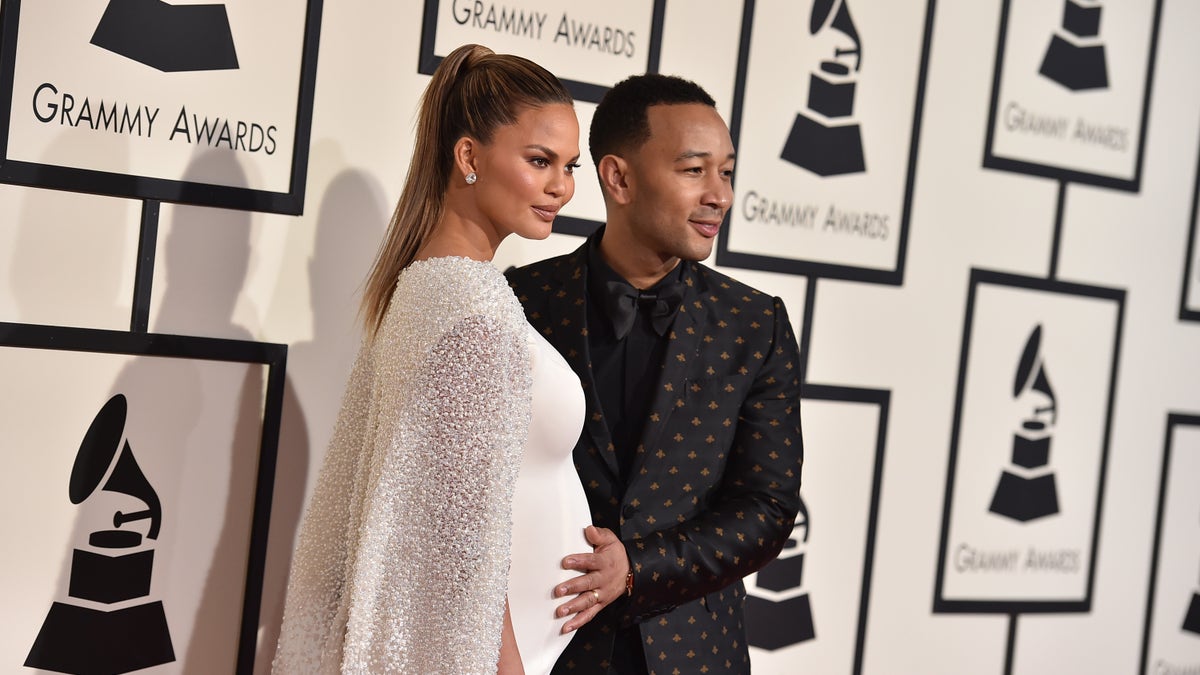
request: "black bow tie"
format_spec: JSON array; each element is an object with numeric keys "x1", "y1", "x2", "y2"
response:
[{"x1": 604, "y1": 280, "x2": 685, "y2": 340}]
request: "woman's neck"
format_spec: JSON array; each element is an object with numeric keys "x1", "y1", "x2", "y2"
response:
[{"x1": 415, "y1": 202, "x2": 502, "y2": 262}]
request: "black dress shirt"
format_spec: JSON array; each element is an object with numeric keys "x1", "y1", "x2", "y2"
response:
[
  {"x1": 585, "y1": 232, "x2": 683, "y2": 675},
  {"x1": 585, "y1": 233, "x2": 683, "y2": 484}
]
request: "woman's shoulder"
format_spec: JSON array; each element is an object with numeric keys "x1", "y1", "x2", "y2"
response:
[
  {"x1": 382, "y1": 256, "x2": 527, "y2": 342},
  {"x1": 402, "y1": 255, "x2": 520, "y2": 308}
]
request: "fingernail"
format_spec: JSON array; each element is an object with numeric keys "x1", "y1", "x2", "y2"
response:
[{"x1": 564, "y1": 558, "x2": 576, "y2": 566}]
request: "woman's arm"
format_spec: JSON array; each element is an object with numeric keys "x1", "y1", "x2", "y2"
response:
[
  {"x1": 497, "y1": 596, "x2": 525, "y2": 675},
  {"x1": 387, "y1": 314, "x2": 530, "y2": 672}
]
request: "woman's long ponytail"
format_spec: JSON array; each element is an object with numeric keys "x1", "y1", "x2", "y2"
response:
[{"x1": 360, "y1": 44, "x2": 489, "y2": 335}]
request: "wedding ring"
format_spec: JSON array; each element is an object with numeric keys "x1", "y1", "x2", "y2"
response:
[{"x1": 591, "y1": 590, "x2": 600, "y2": 604}]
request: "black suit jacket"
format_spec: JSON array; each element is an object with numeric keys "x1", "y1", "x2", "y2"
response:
[{"x1": 507, "y1": 236, "x2": 803, "y2": 675}]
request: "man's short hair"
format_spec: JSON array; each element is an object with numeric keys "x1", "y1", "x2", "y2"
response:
[{"x1": 589, "y1": 73, "x2": 717, "y2": 165}]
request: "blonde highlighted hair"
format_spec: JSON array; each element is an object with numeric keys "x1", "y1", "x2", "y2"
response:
[{"x1": 360, "y1": 44, "x2": 573, "y2": 335}]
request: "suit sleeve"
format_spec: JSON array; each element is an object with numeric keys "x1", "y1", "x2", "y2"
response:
[{"x1": 622, "y1": 297, "x2": 803, "y2": 623}]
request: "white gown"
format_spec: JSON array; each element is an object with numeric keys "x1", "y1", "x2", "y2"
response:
[
  {"x1": 508, "y1": 327, "x2": 590, "y2": 674},
  {"x1": 274, "y1": 256, "x2": 590, "y2": 674}
]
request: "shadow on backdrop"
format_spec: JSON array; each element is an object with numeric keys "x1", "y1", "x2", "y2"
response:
[
  {"x1": 10, "y1": 127, "x2": 133, "y2": 328},
  {"x1": 255, "y1": 157, "x2": 388, "y2": 672}
]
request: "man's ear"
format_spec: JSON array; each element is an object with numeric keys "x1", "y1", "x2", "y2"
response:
[
  {"x1": 453, "y1": 136, "x2": 477, "y2": 183},
  {"x1": 597, "y1": 154, "x2": 632, "y2": 206}
]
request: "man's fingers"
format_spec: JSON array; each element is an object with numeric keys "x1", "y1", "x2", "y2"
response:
[
  {"x1": 562, "y1": 604, "x2": 602, "y2": 633},
  {"x1": 558, "y1": 591, "x2": 605, "y2": 633},
  {"x1": 584, "y1": 525, "x2": 620, "y2": 547},
  {"x1": 554, "y1": 571, "x2": 599, "y2": 598},
  {"x1": 561, "y1": 552, "x2": 602, "y2": 572},
  {"x1": 554, "y1": 588, "x2": 600, "y2": 618}
]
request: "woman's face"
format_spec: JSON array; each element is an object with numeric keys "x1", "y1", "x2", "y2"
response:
[{"x1": 471, "y1": 103, "x2": 580, "y2": 241}]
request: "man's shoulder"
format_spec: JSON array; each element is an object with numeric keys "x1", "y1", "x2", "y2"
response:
[
  {"x1": 506, "y1": 251, "x2": 570, "y2": 278},
  {"x1": 690, "y1": 261, "x2": 779, "y2": 307},
  {"x1": 505, "y1": 249, "x2": 584, "y2": 294}
]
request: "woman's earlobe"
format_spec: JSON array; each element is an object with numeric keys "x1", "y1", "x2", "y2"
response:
[{"x1": 453, "y1": 136, "x2": 478, "y2": 183}]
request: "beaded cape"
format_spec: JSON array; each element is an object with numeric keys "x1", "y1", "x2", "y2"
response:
[{"x1": 274, "y1": 256, "x2": 532, "y2": 674}]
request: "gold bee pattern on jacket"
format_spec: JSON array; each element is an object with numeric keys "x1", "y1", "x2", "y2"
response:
[{"x1": 507, "y1": 238, "x2": 804, "y2": 675}]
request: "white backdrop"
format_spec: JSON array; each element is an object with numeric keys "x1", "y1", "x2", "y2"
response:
[{"x1": 2, "y1": 1, "x2": 1199, "y2": 673}]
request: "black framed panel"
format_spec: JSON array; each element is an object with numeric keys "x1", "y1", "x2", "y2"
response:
[
  {"x1": 552, "y1": 214, "x2": 603, "y2": 238},
  {"x1": 1140, "y1": 413, "x2": 1200, "y2": 674},
  {"x1": 982, "y1": 0, "x2": 1164, "y2": 192},
  {"x1": 0, "y1": 322, "x2": 287, "y2": 675},
  {"x1": 1180, "y1": 137, "x2": 1200, "y2": 322},
  {"x1": 0, "y1": 0, "x2": 324, "y2": 215},
  {"x1": 745, "y1": 384, "x2": 887, "y2": 674},
  {"x1": 716, "y1": 0, "x2": 935, "y2": 284},
  {"x1": 418, "y1": 0, "x2": 666, "y2": 105},
  {"x1": 934, "y1": 269, "x2": 1124, "y2": 614}
]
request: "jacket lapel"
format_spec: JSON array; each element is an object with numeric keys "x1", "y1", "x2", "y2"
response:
[
  {"x1": 546, "y1": 246, "x2": 621, "y2": 480},
  {"x1": 633, "y1": 262, "x2": 708, "y2": 470}
]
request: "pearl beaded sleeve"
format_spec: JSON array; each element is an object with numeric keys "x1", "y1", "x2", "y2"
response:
[{"x1": 274, "y1": 257, "x2": 532, "y2": 674}]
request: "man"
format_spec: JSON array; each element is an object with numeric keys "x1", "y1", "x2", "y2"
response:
[{"x1": 506, "y1": 74, "x2": 803, "y2": 674}]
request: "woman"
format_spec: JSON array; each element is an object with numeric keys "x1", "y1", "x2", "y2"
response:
[{"x1": 273, "y1": 44, "x2": 592, "y2": 673}]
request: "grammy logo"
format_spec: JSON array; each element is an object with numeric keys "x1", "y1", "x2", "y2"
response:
[
  {"x1": 780, "y1": 0, "x2": 866, "y2": 176},
  {"x1": 1186, "y1": 589, "x2": 1200, "y2": 635},
  {"x1": 988, "y1": 325, "x2": 1061, "y2": 523},
  {"x1": 25, "y1": 394, "x2": 175, "y2": 675},
  {"x1": 745, "y1": 495, "x2": 815, "y2": 649},
  {"x1": 1185, "y1": 511, "x2": 1200, "y2": 635},
  {"x1": 91, "y1": 0, "x2": 239, "y2": 72},
  {"x1": 1038, "y1": 0, "x2": 1109, "y2": 91}
]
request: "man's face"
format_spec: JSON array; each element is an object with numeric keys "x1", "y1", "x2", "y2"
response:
[{"x1": 621, "y1": 103, "x2": 736, "y2": 263}]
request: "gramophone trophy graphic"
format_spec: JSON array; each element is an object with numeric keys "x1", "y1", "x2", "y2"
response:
[
  {"x1": 746, "y1": 495, "x2": 815, "y2": 649},
  {"x1": 988, "y1": 325, "x2": 1061, "y2": 522},
  {"x1": 780, "y1": 0, "x2": 865, "y2": 176},
  {"x1": 91, "y1": 0, "x2": 239, "y2": 72},
  {"x1": 1038, "y1": 0, "x2": 1109, "y2": 91},
  {"x1": 1185, "y1": 511, "x2": 1200, "y2": 635},
  {"x1": 25, "y1": 394, "x2": 175, "y2": 674}
]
